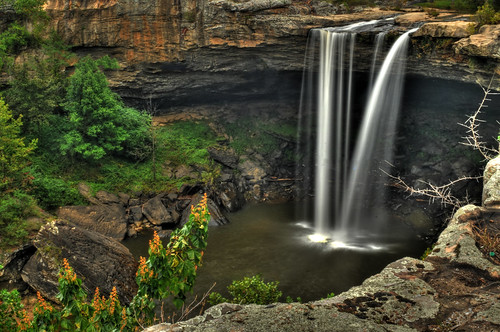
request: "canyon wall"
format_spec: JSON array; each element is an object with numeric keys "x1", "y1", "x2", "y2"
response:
[{"x1": 37, "y1": 0, "x2": 500, "y2": 105}]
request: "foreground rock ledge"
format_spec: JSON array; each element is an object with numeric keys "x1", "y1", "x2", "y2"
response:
[{"x1": 144, "y1": 205, "x2": 499, "y2": 331}]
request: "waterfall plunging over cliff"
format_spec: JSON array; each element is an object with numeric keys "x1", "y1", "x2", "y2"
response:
[{"x1": 297, "y1": 22, "x2": 417, "y2": 248}]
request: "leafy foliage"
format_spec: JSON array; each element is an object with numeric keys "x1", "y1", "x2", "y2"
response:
[
  {"x1": 0, "y1": 98, "x2": 37, "y2": 191},
  {"x1": 60, "y1": 56, "x2": 151, "y2": 161},
  {"x1": 0, "y1": 190, "x2": 39, "y2": 247},
  {"x1": 474, "y1": 1, "x2": 500, "y2": 26},
  {"x1": 0, "y1": 288, "x2": 27, "y2": 331},
  {"x1": 130, "y1": 194, "x2": 210, "y2": 325},
  {"x1": 0, "y1": 197, "x2": 210, "y2": 330},
  {"x1": 209, "y1": 274, "x2": 283, "y2": 305},
  {"x1": 2, "y1": 49, "x2": 71, "y2": 134}
]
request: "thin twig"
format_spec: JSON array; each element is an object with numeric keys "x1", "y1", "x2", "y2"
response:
[{"x1": 174, "y1": 282, "x2": 217, "y2": 323}]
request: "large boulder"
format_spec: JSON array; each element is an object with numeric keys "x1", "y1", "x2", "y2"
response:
[
  {"x1": 0, "y1": 244, "x2": 37, "y2": 292},
  {"x1": 142, "y1": 195, "x2": 176, "y2": 227},
  {"x1": 483, "y1": 157, "x2": 500, "y2": 209},
  {"x1": 57, "y1": 204, "x2": 128, "y2": 240},
  {"x1": 218, "y1": 182, "x2": 244, "y2": 212},
  {"x1": 454, "y1": 25, "x2": 500, "y2": 59},
  {"x1": 413, "y1": 21, "x2": 472, "y2": 38},
  {"x1": 21, "y1": 220, "x2": 138, "y2": 305},
  {"x1": 238, "y1": 158, "x2": 267, "y2": 184},
  {"x1": 207, "y1": 146, "x2": 239, "y2": 168},
  {"x1": 180, "y1": 194, "x2": 229, "y2": 227}
]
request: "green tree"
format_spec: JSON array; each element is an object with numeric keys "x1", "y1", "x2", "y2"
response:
[
  {"x1": 2, "y1": 53, "x2": 69, "y2": 134},
  {"x1": 0, "y1": 98, "x2": 37, "y2": 190},
  {"x1": 60, "y1": 56, "x2": 151, "y2": 161}
]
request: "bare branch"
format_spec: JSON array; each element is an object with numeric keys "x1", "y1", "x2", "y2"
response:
[
  {"x1": 458, "y1": 75, "x2": 500, "y2": 161},
  {"x1": 173, "y1": 282, "x2": 216, "y2": 323},
  {"x1": 381, "y1": 168, "x2": 481, "y2": 208}
]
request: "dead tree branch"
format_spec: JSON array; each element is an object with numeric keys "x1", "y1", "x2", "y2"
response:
[
  {"x1": 171, "y1": 282, "x2": 216, "y2": 324},
  {"x1": 459, "y1": 76, "x2": 500, "y2": 161},
  {"x1": 382, "y1": 168, "x2": 481, "y2": 208}
]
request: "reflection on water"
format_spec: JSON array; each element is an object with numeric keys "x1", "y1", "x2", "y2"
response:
[{"x1": 123, "y1": 201, "x2": 427, "y2": 303}]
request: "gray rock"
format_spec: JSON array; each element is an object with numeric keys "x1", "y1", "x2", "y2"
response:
[
  {"x1": 77, "y1": 183, "x2": 100, "y2": 205},
  {"x1": 220, "y1": 172, "x2": 233, "y2": 182},
  {"x1": 207, "y1": 146, "x2": 239, "y2": 168},
  {"x1": 483, "y1": 157, "x2": 500, "y2": 209},
  {"x1": 143, "y1": 195, "x2": 175, "y2": 227},
  {"x1": 218, "y1": 0, "x2": 292, "y2": 12},
  {"x1": 57, "y1": 204, "x2": 128, "y2": 240},
  {"x1": 180, "y1": 194, "x2": 229, "y2": 227},
  {"x1": 238, "y1": 159, "x2": 267, "y2": 183},
  {"x1": 218, "y1": 182, "x2": 244, "y2": 212},
  {"x1": 21, "y1": 220, "x2": 138, "y2": 305},
  {"x1": 0, "y1": 244, "x2": 36, "y2": 291},
  {"x1": 129, "y1": 206, "x2": 144, "y2": 223},
  {"x1": 175, "y1": 165, "x2": 198, "y2": 179},
  {"x1": 431, "y1": 204, "x2": 500, "y2": 277},
  {"x1": 166, "y1": 192, "x2": 179, "y2": 201},
  {"x1": 95, "y1": 190, "x2": 121, "y2": 205},
  {"x1": 118, "y1": 192, "x2": 131, "y2": 205}
]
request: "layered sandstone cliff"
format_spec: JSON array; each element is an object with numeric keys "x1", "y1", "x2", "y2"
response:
[{"x1": 37, "y1": 1, "x2": 500, "y2": 104}]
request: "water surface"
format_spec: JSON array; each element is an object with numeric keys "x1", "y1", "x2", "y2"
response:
[{"x1": 124, "y1": 202, "x2": 427, "y2": 303}]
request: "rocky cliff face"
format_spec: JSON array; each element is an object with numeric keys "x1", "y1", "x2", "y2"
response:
[
  {"x1": 42, "y1": 0, "x2": 401, "y2": 106},
  {"x1": 43, "y1": 1, "x2": 500, "y2": 106}
]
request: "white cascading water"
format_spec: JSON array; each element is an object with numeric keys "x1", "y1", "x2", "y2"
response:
[{"x1": 297, "y1": 23, "x2": 418, "y2": 247}]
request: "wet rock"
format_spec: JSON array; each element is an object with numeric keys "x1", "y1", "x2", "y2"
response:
[
  {"x1": 180, "y1": 194, "x2": 229, "y2": 227},
  {"x1": 142, "y1": 195, "x2": 175, "y2": 227},
  {"x1": 95, "y1": 190, "x2": 121, "y2": 205},
  {"x1": 21, "y1": 220, "x2": 138, "y2": 305},
  {"x1": 57, "y1": 204, "x2": 128, "y2": 240},
  {"x1": 127, "y1": 226, "x2": 137, "y2": 238},
  {"x1": 207, "y1": 146, "x2": 239, "y2": 168},
  {"x1": 218, "y1": 182, "x2": 244, "y2": 212}
]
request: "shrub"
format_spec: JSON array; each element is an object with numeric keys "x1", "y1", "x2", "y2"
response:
[
  {"x1": 0, "y1": 190, "x2": 39, "y2": 247},
  {"x1": 209, "y1": 274, "x2": 283, "y2": 305},
  {"x1": 474, "y1": 1, "x2": 500, "y2": 26},
  {"x1": 30, "y1": 173, "x2": 84, "y2": 210}
]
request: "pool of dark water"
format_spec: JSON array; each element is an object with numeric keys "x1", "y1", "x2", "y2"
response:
[{"x1": 124, "y1": 201, "x2": 427, "y2": 303}]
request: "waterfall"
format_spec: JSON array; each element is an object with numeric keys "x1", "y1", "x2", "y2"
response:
[
  {"x1": 368, "y1": 32, "x2": 386, "y2": 91},
  {"x1": 297, "y1": 23, "x2": 418, "y2": 247}
]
